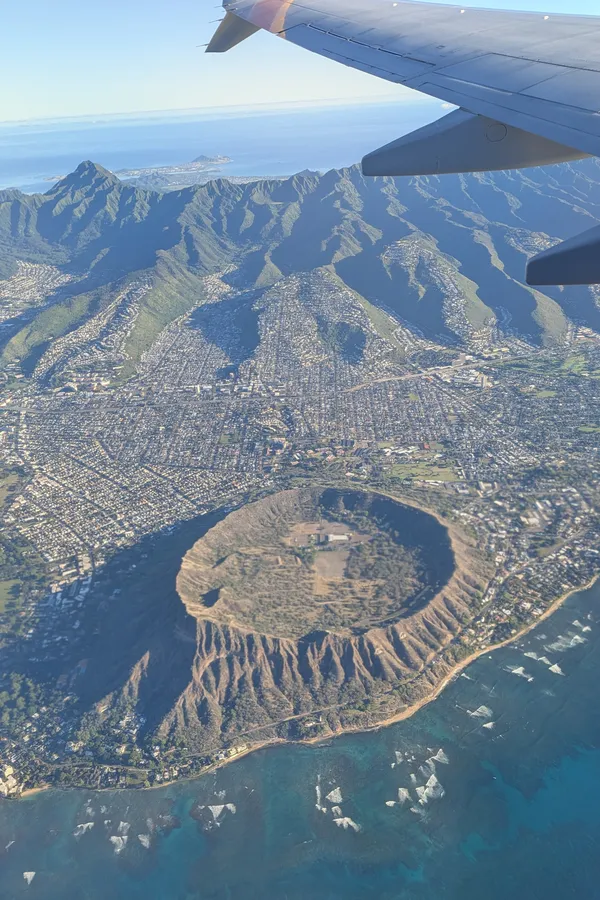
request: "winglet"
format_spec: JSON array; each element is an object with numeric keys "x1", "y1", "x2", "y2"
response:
[{"x1": 206, "y1": 11, "x2": 260, "y2": 52}]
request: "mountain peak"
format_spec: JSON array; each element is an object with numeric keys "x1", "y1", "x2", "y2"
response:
[
  {"x1": 75, "y1": 160, "x2": 114, "y2": 178},
  {"x1": 51, "y1": 160, "x2": 120, "y2": 193}
]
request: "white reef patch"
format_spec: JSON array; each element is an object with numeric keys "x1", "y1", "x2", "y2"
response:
[
  {"x1": 416, "y1": 774, "x2": 445, "y2": 805},
  {"x1": 431, "y1": 749, "x2": 449, "y2": 765},
  {"x1": 333, "y1": 817, "x2": 361, "y2": 832},
  {"x1": 209, "y1": 805, "x2": 225, "y2": 821},
  {"x1": 110, "y1": 836, "x2": 128, "y2": 854},
  {"x1": 468, "y1": 705, "x2": 493, "y2": 719},
  {"x1": 546, "y1": 633, "x2": 586, "y2": 653},
  {"x1": 507, "y1": 666, "x2": 534, "y2": 681},
  {"x1": 326, "y1": 787, "x2": 343, "y2": 804},
  {"x1": 315, "y1": 779, "x2": 326, "y2": 813}
]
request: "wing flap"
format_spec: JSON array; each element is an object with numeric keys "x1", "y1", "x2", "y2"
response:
[
  {"x1": 362, "y1": 108, "x2": 587, "y2": 176},
  {"x1": 436, "y1": 56, "x2": 562, "y2": 93},
  {"x1": 523, "y1": 68, "x2": 600, "y2": 111},
  {"x1": 419, "y1": 77, "x2": 600, "y2": 157}
]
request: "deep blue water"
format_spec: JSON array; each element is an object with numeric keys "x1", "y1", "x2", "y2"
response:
[
  {"x1": 2, "y1": 580, "x2": 600, "y2": 899},
  {"x1": 0, "y1": 99, "x2": 442, "y2": 192}
]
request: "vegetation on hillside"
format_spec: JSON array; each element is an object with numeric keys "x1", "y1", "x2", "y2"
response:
[{"x1": 3, "y1": 158, "x2": 600, "y2": 376}]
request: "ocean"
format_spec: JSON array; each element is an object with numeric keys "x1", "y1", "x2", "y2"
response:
[
  {"x1": 0, "y1": 98, "x2": 443, "y2": 193},
  {"x1": 2, "y1": 579, "x2": 600, "y2": 899}
]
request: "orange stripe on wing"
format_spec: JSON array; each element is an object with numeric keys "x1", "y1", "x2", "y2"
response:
[{"x1": 249, "y1": 0, "x2": 296, "y2": 34}]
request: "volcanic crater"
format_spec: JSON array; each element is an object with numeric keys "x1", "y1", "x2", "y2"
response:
[
  {"x1": 166, "y1": 487, "x2": 490, "y2": 750},
  {"x1": 177, "y1": 487, "x2": 455, "y2": 640}
]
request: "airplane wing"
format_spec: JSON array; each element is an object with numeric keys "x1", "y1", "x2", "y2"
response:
[{"x1": 207, "y1": 0, "x2": 600, "y2": 285}]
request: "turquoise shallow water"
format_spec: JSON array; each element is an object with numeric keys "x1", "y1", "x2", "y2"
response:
[{"x1": 2, "y1": 581, "x2": 600, "y2": 899}]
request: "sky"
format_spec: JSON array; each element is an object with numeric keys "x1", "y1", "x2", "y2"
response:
[{"x1": 0, "y1": 0, "x2": 597, "y2": 122}]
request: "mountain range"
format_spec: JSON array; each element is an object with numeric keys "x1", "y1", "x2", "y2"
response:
[{"x1": 2, "y1": 157, "x2": 600, "y2": 379}]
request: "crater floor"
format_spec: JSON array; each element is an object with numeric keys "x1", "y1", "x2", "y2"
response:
[{"x1": 177, "y1": 487, "x2": 455, "y2": 639}]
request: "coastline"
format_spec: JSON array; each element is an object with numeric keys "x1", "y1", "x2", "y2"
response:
[
  {"x1": 19, "y1": 785, "x2": 50, "y2": 799},
  {"x1": 16, "y1": 572, "x2": 598, "y2": 799},
  {"x1": 346, "y1": 571, "x2": 600, "y2": 737}
]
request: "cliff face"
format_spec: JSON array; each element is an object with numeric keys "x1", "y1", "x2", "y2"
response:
[{"x1": 163, "y1": 488, "x2": 490, "y2": 750}]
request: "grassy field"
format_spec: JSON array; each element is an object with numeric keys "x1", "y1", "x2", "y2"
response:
[
  {"x1": 561, "y1": 354, "x2": 587, "y2": 374},
  {"x1": 0, "y1": 473, "x2": 19, "y2": 507},
  {"x1": 390, "y1": 463, "x2": 459, "y2": 482},
  {"x1": 0, "y1": 579, "x2": 20, "y2": 613}
]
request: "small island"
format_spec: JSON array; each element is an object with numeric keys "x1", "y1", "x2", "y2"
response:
[{"x1": 192, "y1": 154, "x2": 232, "y2": 165}]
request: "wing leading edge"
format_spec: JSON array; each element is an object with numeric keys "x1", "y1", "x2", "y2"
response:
[{"x1": 207, "y1": 0, "x2": 600, "y2": 285}]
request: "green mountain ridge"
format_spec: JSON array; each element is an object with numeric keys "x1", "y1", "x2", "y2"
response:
[{"x1": 1, "y1": 158, "x2": 600, "y2": 374}]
